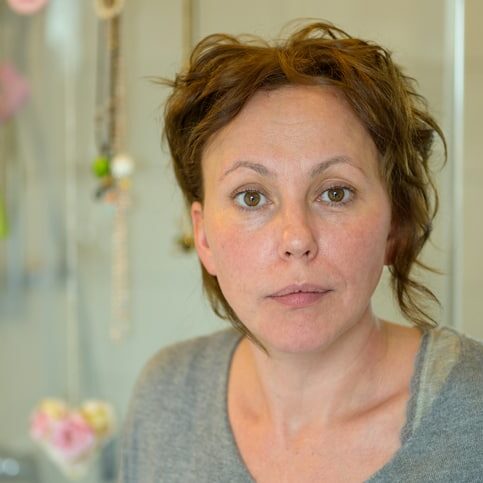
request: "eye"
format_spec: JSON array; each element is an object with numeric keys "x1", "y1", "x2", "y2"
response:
[
  {"x1": 320, "y1": 186, "x2": 353, "y2": 205},
  {"x1": 234, "y1": 190, "x2": 268, "y2": 209}
]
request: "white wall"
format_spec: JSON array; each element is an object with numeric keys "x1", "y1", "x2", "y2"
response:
[{"x1": 463, "y1": 0, "x2": 483, "y2": 339}]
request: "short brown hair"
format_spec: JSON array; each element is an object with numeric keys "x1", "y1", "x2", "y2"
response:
[{"x1": 161, "y1": 21, "x2": 445, "y2": 339}]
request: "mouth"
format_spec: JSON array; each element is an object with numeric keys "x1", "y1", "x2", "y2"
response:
[{"x1": 268, "y1": 284, "x2": 331, "y2": 308}]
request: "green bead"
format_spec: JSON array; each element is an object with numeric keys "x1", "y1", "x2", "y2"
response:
[{"x1": 92, "y1": 156, "x2": 110, "y2": 177}]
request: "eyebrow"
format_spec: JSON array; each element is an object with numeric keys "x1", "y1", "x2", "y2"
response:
[
  {"x1": 310, "y1": 155, "x2": 358, "y2": 177},
  {"x1": 220, "y1": 160, "x2": 272, "y2": 180},
  {"x1": 220, "y1": 155, "x2": 359, "y2": 180}
]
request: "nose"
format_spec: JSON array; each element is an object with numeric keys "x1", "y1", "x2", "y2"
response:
[{"x1": 278, "y1": 208, "x2": 318, "y2": 261}]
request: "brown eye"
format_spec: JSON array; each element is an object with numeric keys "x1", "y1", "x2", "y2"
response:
[
  {"x1": 327, "y1": 188, "x2": 345, "y2": 203},
  {"x1": 321, "y1": 186, "x2": 353, "y2": 205},
  {"x1": 234, "y1": 190, "x2": 267, "y2": 209},
  {"x1": 243, "y1": 191, "x2": 261, "y2": 206}
]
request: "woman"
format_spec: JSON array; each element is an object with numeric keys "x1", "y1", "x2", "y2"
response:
[{"x1": 119, "y1": 22, "x2": 483, "y2": 482}]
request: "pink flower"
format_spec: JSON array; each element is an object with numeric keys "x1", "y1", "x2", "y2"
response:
[
  {"x1": 0, "y1": 63, "x2": 30, "y2": 122},
  {"x1": 6, "y1": 0, "x2": 48, "y2": 15},
  {"x1": 30, "y1": 410, "x2": 51, "y2": 441},
  {"x1": 50, "y1": 414, "x2": 95, "y2": 462}
]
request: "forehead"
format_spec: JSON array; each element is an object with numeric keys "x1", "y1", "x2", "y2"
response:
[
  {"x1": 202, "y1": 85, "x2": 380, "y2": 176},
  {"x1": 241, "y1": 85, "x2": 352, "y2": 124}
]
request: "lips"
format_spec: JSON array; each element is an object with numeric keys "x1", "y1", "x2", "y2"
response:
[{"x1": 268, "y1": 284, "x2": 331, "y2": 308}]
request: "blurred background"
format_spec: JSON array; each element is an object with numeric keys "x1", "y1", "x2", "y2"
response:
[{"x1": 0, "y1": 0, "x2": 481, "y2": 481}]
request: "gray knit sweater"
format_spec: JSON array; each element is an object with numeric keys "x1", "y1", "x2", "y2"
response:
[{"x1": 118, "y1": 327, "x2": 483, "y2": 482}]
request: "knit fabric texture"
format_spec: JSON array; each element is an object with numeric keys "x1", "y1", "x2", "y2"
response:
[{"x1": 118, "y1": 326, "x2": 483, "y2": 482}]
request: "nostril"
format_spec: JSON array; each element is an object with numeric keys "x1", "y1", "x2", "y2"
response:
[
  {"x1": 284, "y1": 248, "x2": 312, "y2": 258},
  {"x1": 280, "y1": 222, "x2": 318, "y2": 259}
]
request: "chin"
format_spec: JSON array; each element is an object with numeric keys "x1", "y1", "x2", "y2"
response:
[{"x1": 252, "y1": 316, "x2": 346, "y2": 355}]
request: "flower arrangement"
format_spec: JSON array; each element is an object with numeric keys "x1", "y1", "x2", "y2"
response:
[
  {"x1": 30, "y1": 398, "x2": 115, "y2": 479},
  {"x1": 0, "y1": 63, "x2": 30, "y2": 123}
]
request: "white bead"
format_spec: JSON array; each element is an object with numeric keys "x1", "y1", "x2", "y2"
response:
[
  {"x1": 111, "y1": 153, "x2": 134, "y2": 179},
  {"x1": 93, "y1": 0, "x2": 125, "y2": 20}
]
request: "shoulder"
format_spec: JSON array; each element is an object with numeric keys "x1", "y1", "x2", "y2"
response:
[
  {"x1": 429, "y1": 326, "x2": 483, "y2": 380},
  {"x1": 455, "y1": 328, "x2": 483, "y2": 368},
  {"x1": 133, "y1": 328, "x2": 242, "y2": 405},
  {"x1": 386, "y1": 326, "x2": 483, "y2": 480},
  {"x1": 142, "y1": 327, "x2": 241, "y2": 378},
  {"x1": 439, "y1": 327, "x2": 483, "y2": 400},
  {"x1": 419, "y1": 325, "x2": 483, "y2": 421},
  {"x1": 118, "y1": 328, "x2": 243, "y2": 481}
]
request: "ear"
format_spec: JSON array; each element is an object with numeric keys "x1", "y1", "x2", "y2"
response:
[{"x1": 191, "y1": 201, "x2": 217, "y2": 276}]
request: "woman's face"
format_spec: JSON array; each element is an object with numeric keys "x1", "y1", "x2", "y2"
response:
[{"x1": 192, "y1": 85, "x2": 393, "y2": 354}]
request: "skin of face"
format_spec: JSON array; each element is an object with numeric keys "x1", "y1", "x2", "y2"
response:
[{"x1": 191, "y1": 85, "x2": 394, "y2": 355}]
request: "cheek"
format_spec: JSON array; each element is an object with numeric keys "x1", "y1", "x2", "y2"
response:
[
  {"x1": 326, "y1": 214, "x2": 390, "y2": 286},
  {"x1": 207, "y1": 220, "x2": 274, "y2": 290}
]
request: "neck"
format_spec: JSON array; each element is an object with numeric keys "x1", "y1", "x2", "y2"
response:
[{"x1": 232, "y1": 312, "x2": 391, "y2": 438}]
